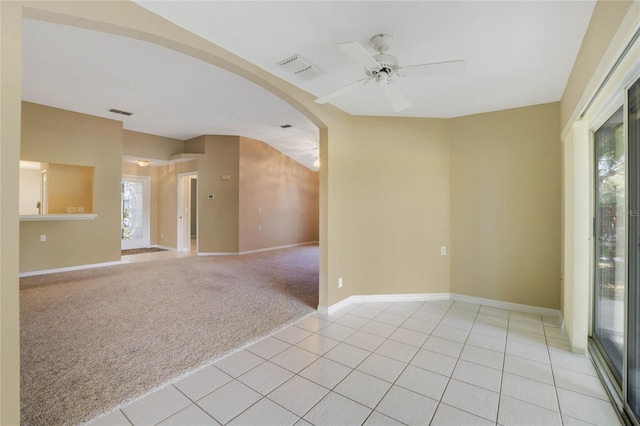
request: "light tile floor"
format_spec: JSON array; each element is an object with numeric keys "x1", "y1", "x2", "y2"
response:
[{"x1": 89, "y1": 300, "x2": 622, "y2": 426}]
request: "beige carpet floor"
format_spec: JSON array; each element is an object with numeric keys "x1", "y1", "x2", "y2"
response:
[{"x1": 20, "y1": 245, "x2": 319, "y2": 426}]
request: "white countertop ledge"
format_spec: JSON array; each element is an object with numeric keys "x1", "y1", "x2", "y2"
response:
[{"x1": 20, "y1": 214, "x2": 98, "y2": 221}]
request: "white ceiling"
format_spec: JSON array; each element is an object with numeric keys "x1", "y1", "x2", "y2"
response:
[
  {"x1": 22, "y1": 1, "x2": 597, "y2": 170},
  {"x1": 136, "y1": 1, "x2": 596, "y2": 117},
  {"x1": 21, "y1": 19, "x2": 320, "y2": 169}
]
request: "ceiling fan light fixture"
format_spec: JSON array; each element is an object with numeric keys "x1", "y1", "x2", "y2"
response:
[
  {"x1": 376, "y1": 70, "x2": 390, "y2": 86},
  {"x1": 137, "y1": 160, "x2": 149, "y2": 167}
]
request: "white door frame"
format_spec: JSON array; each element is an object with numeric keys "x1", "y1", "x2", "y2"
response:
[
  {"x1": 121, "y1": 175, "x2": 150, "y2": 250},
  {"x1": 177, "y1": 172, "x2": 198, "y2": 252}
]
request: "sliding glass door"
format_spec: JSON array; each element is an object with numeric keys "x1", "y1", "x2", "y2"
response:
[
  {"x1": 594, "y1": 107, "x2": 625, "y2": 385},
  {"x1": 594, "y1": 76, "x2": 640, "y2": 425},
  {"x1": 628, "y1": 77, "x2": 640, "y2": 422}
]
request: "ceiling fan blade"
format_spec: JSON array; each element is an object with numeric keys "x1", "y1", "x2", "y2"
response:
[
  {"x1": 382, "y1": 84, "x2": 411, "y2": 112},
  {"x1": 399, "y1": 60, "x2": 465, "y2": 78},
  {"x1": 336, "y1": 42, "x2": 381, "y2": 68},
  {"x1": 315, "y1": 78, "x2": 370, "y2": 104}
]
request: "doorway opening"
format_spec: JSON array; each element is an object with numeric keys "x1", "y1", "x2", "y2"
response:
[{"x1": 178, "y1": 172, "x2": 198, "y2": 252}]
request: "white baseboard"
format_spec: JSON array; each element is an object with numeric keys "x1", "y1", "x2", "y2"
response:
[
  {"x1": 20, "y1": 261, "x2": 123, "y2": 277},
  {"x1": 199, "y1": 241, "x2": 317, "y2": 257},
  {"x1": 318, "y1": 293, "x2": 450, "y2": 315},
  {"x1": 449, "y1": 293, "x2": 561, "y2": 318},
  {"x1": 318, "y1": 297, "x2": 353, "y2": 315},
  {"x1": 238, "y1": 241, "x2": 317, "y2": 255},
  {"x1": 318, "y1": 292, "x2": 561, "y2": 319}
]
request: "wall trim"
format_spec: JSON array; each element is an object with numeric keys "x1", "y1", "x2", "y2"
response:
[
  {"x1": 198, "y1": 241, "x2": 318, "y2": 256},
  {"x1": 449, "y1": 293, "x2": 561, "y2": 318},
  {"x1": 238, "y1": 241, "x2": 317, "y2": 255},
  {"x1": 19, "y1": 261, "x2": 122, "y2": 277},
  {"x1": 318, "y1": 292, "x2": 562, "y2": 319},
  {"x1": 318, "y1": 293, "x2": 450, "y2": 316}
]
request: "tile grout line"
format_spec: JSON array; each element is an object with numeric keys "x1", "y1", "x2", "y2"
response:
[
  {"x1": 430, "y1": 303, "x2": 507, "y2": 425},
  {"x1": 427, "y1": 300, "x2": 468, "y2": 426},
  {"x1": 365, "y1": 299, "x2": 451, "y2": 425},
  {"x1": 155, "y1": 384, "x2": 220, "y2": 426},
  {"x1": 544, "y1": 319, "x2": 566, "y2": 426},
  {"x1": 494, "y1": 311, "x2": 511, "y2": 426},
  {"x1": 289, "y1": 301, "x2": 412, "y2": 425},
  {"x1": 222, "y1": 315, "x2": 345, "y2": 426},
  {"x1": 257, "y1": 302, "x2": 397, "y2": 425},
  {"x1": 120, "y1": 409, "x2": 134, "y2": 426}
]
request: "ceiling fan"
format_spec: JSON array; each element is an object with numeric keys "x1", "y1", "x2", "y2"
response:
[{"x1": 315, "y1": 34, "x2": 465, "y2": 112}]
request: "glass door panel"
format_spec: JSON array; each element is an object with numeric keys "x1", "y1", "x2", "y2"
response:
[
  {"x1": 121, "y1": 177, "x2": 150, "y2": 250},
  {"x1": 594, "y1": 107, "x2": 625, "y2": 384},
  {"x1": 628, "y1": 76, "x2": 640, "y2": 421}
]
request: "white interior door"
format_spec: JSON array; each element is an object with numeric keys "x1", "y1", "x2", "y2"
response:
[{"x1": 121, "y1": 176, "x2": 150, "y2": 250}]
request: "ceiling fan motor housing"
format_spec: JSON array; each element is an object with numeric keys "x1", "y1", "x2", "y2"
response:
[
  {"x1": 370, "y1": 34, "x2": 393, "y2": 53},
  {"x1": 365, "y1": 53, "x2": 399, "y2": 81}
]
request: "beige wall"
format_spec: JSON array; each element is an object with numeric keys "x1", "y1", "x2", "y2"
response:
[
  {"x1": 46, "y1": 163, "x2": 94, "y2": 214},
  {"x1": 1, "y1": 1, "x2": 22, "y2": 422},
  {"x1": 123, "y1": 129, "x2": 183, "y2": 161},
  {"x1": 330, "y1": 117, "x2": 451, "y2": 297},
  {"x1": 560, "y1": 1, "x2": 635, "y2": 131},
  {"x1": 198, "y1": 135, "x2": 240, "y2": 253},
  {"x1": 239, "y1": 137, "x2": 319, "y2": 252},
  {"x1": 151, "y1": 134, "x2": 241, "y2": 253},
  {"x1": 449, "y1": 103, "x2": 561, "y2": 309},
  {"x1": 20, "y1": 102, "x2": 122, "y2": 272}
]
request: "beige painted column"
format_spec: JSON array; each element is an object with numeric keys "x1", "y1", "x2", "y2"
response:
[
  {"x1": 318, "y1": 128, "x2": 328, "y2": 309},
  {"x1": 0, "y1": 1, "x2": 22, "y2": 423},
  {"x1": 564, "y1": 120, "x2": 591, "y2": 355}
]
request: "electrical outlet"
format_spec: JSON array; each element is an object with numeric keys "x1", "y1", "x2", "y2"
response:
[
  {"x1": 67, "y1": 206, "x2": 77, "y2": 213},
  {"x1": 259, "y1": 225, "x2": 262, "y2": 231},
  {"x1": 40, "y1": 235, "x2": 46, "y2": 242},
  {"x1": 161, "y1": 233, "x2": 164, "y2": 239},
  {"x1": 338, "y1": 277, "x2": 343, "y2": 288},
  {"x1": 441, "y1": 246, "x2": 447, "y2": 256},
  {"x1": 77, "y1": 207, "x2": 84, "y2": 213}
]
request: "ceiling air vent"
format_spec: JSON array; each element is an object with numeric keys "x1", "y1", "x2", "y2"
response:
[
  {"x1": 277, "y1": 54, "x2": 325, "y2": 81},
  {"x1": 109, "y1": 108, "x2": 133, "y2": 116}
]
